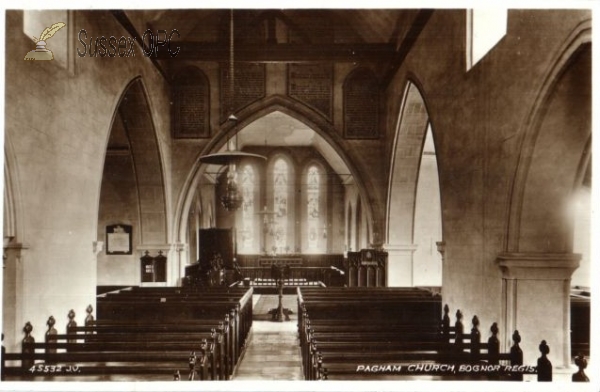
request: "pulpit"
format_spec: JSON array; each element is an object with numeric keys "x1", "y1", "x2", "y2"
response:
[{"x1": 346, "y1": 249, "x2": 387, "y2": 287}]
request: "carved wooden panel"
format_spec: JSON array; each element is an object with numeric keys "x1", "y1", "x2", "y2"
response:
[{"x1": 346, "y1": 249, "x2": 387, "y2": 287}]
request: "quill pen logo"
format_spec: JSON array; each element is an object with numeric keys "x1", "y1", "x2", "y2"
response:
[{"x1": 24, "y1": 22, "x2": 66, "y2": 61}]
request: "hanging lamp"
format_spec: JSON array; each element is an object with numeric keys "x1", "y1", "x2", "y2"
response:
[{"x1": 199, "y1": 10, "x2": 266, "y2": 211}]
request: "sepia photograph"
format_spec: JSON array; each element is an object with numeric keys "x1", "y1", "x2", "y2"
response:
[{"x1": 0, "y1": 2, "x2": 596, "y2": 392}]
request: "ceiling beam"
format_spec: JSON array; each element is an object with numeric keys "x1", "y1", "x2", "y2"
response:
[
  {"x1": 111, "y1": 10, "x2": 169, "y2": 81},
  {"x1": 154, "y1": 42, "x2": 396, "y2": 62},
  {"x1": 381, "y1": 9, "x2": 434, "y2": 89}
]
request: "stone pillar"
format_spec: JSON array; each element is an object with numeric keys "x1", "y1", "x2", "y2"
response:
[
  {"x1": 496, "y1": 252, "x2": 580, "y2": 369},
  {"x1": 174, "y1": 242, "x2": 188, "y2": 286},
  {"x1": 3, "y1": 241, "x2": 28, "y2": 352},
  {"x1": 384, "y1": 243, "x2": 417, "y2": 287}
]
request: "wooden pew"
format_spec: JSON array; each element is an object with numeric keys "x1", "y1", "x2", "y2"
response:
[
  {"x1": 3, "y1": 287, "x2": 253, "y2": 381},
  {"x1": 297, "y1": 287, "x2": 443, "y2": 380},
  {"x1": 96, "y1": 286, "x2": 254, "y2": 367},
  {"x1": 2, "y1": 320, "x2": 213, "y2": 381},
  {"x1": 297, "y1": 287, "x2": 552, "y2": 381}
]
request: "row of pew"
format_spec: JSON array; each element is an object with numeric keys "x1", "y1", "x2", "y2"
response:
[
  {"x1": 2, "y1": 286, "x2": 253, "y2": 381},
  {"x1": 297, "y1": 287, "x2": 553, "y2": 381}
]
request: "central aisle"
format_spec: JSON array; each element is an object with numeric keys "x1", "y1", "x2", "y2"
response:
[{"x1": 233, "y1": 295, "x2": 303, "y2": 380}]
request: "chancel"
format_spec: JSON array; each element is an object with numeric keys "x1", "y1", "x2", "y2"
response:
[{"x1": 1, "y1": 7, "x2": 592, "y2": 385}]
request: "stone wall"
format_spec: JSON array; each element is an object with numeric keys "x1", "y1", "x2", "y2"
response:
[
  {"x1": 382, "y1": 9, "x2": 591, "y2": 365},
  {"x1": 4, "y1": 10, "x2": 172, "y2": 349}
]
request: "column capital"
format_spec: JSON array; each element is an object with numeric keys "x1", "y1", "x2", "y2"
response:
[
  {"x1": 172, "y1": 243, "x2": 187, "y2": 252},
  {"x1": 136, "y1": 244, "x2": 171, "y2": 254},
  {"x1": 383, "y1": 243, "x2": 418, "y2": 253},
  {"x1": 435, "y1": 241, "x2": 446, "y2": 258},
  {"x1": 92, "y1": 241, "x2": 104, "y2": 256},
  {"x1": 496, "y1": 252, "x2": 580, "y2": 280}
]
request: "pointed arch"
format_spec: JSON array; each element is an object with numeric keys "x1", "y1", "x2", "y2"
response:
[
  {"x1": 386, "y1": 78, "x2": 443, "y2": 287},
  {"x1": 97, "y1": 77, "x2": 169, "y2": 284},
  {"x1": 173, "y1": 94, "x2": 376, "y2": 253},
  {"x1": 386, "y1": 79, "x2": 441, "y2": 246},
  {"x1": 507, "y1": 20, "x2": 591, "y2": 252},
  {"x1": 3, "y1": 137, "x2": 22, "y2": 243}
]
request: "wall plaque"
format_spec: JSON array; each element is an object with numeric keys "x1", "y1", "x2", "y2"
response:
[{"x1": 106, "y1": 224, "x2": 132, "y2": 255}]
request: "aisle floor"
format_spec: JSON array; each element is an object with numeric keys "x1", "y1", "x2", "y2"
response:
[{"x1": 233, "y1": 295, "x2": 303, "y2": 380}]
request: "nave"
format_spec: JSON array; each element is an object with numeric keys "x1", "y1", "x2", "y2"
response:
[{"x1": 2, "y1": 9, "x2": 593, "y2": 388}]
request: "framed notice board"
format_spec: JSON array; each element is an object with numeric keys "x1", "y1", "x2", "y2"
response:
[{"x1": 106, "y1": 224, "x2": 132, "y2": 255}]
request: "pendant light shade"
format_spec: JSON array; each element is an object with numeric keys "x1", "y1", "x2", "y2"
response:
[{"x1": 198, "y1": 11, "x2": 266, "y2": 212}]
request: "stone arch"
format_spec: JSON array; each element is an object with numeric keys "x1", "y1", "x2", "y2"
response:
[
  {"x1": 173, "y1": 95, "x2": 376, "y2": 253},
  {"x1": 3, "y1": 137, "x2": 22, "y2": 244},
  {"x1": 386, "y1": 78, "x2": 442, "y2": 286},
  {"x1": 386, "y1": 80, "x2": 437, "y2": 244},
  {"x1": 114, "y1": 77, "x2": 168, "y2": 246},
  {"x1": 506, "y1": 21, "x2": 592, "y2": 253},
  {"x1": 498, "y1": 20, "x2": 592, "y2": 367},
  {"x1": 2, "y1": 136, "x2": 26, "y2": 352},
  {"x1": 97, "y1": 77, "x2": 169, "y2": 284}
]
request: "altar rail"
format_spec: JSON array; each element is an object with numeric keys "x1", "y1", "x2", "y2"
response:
[
  {"x1": 236, "y1": 254, "x2": 344, "y2": 269},
  {"x1": 238, "y1": 266, "x2": 345, "y2": 287}
]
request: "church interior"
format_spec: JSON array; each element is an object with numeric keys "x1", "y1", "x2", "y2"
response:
[{"x1": 1, "y1": 8, "x2": 593, "y2": 385}]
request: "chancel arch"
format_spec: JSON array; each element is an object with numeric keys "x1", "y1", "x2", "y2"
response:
[{"x1": 173, "y1": 96, "x2": 376, "y2": 265}]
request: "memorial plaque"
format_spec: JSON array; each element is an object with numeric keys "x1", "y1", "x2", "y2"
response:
[
  {"x1": 344, "y1": 68, "x2": 380, "y2": 139},
  {"x1": 220, "y1": 63, "x2": 266, "y2": 122},
  {"x1": 288, "y1": 63, "x2": 333, "y2": 120},
  {"x1": 106, "y1": 224, "x2": 132, "y2": 255}
]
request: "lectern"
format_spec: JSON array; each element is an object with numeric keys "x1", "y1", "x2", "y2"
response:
[{"x1": 268, "y1": 263, "x2": 292, "y2": 322}]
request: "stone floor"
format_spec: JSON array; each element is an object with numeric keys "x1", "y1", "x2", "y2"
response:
[{"x1": 233, "y1": 295, "x2": 303, "y2": 380}]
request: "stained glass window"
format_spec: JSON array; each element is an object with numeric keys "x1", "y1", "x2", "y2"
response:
[
  {"x1": 273, "y1": 159, "x2": 288, "y2": 254},
  {"x1": 307, "y1": 166, "x2": 320, "y2": 250},
  {"x1": 239, "y1": 165, "x2": 255, "y2": 253}
]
